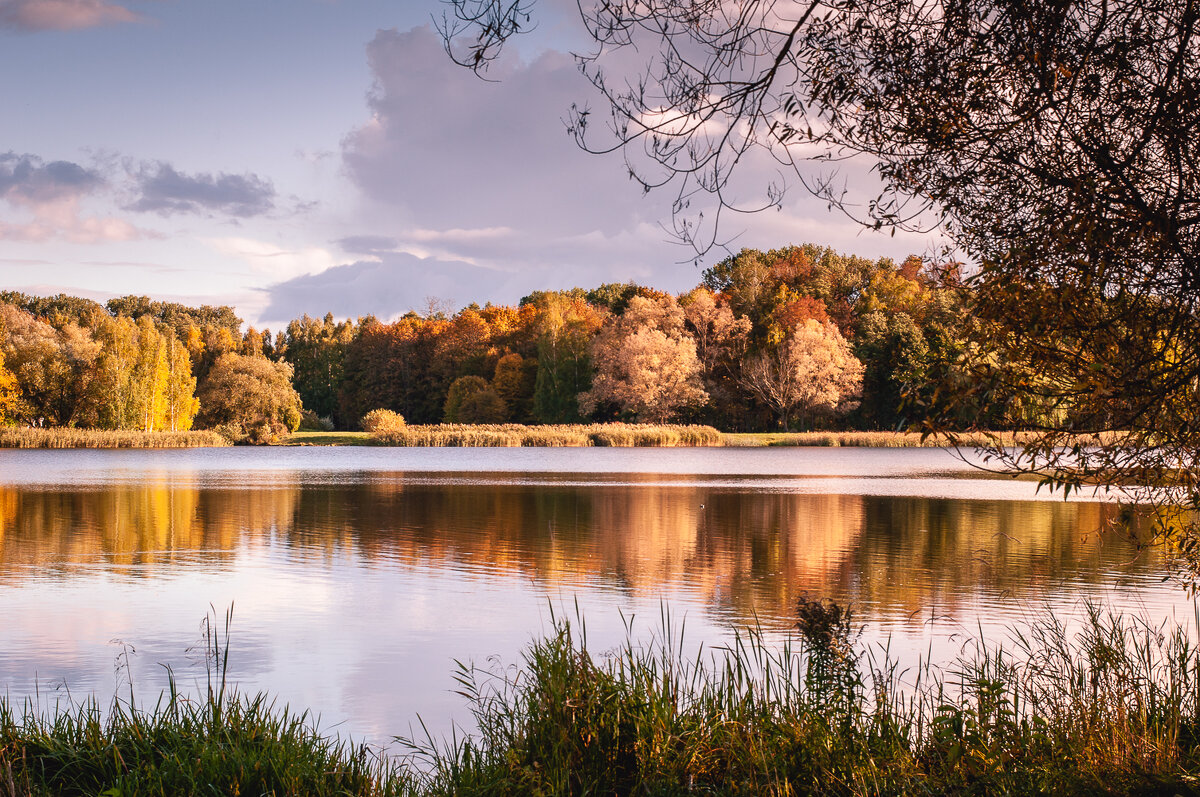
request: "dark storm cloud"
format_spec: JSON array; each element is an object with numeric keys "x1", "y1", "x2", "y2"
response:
[
  {"x1": 127, "y1": 162, "x2": 276, "y2": 217},
  {"x1": 336, "y1": 235, "x2": 399, "y2": 255},
  {"x1": 0, "y1": 0, "x2": 141, "y2": 31},
  {"x1": 259, "y1": 252, "x2": 531, "y2": 324},
  {"x1": 0, "y1": 152, "x2": 103, "y2": 203}
]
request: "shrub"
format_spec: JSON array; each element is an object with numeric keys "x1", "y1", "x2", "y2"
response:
[
  {"x1": 298, "y1": 409, "x2": 335, "y2": 432},
  {"x1": 360, "y1": 408, "x2": 406, "y2": 434}
]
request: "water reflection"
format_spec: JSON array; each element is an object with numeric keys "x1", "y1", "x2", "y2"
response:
[{"x1": 0, "y1": 477, "x2": 1160, "y2": 626}]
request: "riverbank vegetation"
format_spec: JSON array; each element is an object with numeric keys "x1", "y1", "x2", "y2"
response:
[
  {"x1": 371, "y1": 423, "x2": 722, "y2": 447},
  {"x1": 0, "y1": 244, "x2": 1031, "y2": 447},
  {"x1": 723, "y1": 430, "x2": 1070, "y2": 448},
  {"x1": 4, "y1": 603, "x2": 1200, "y2": 795},
  {"x1": 0, "y1": 427, "x2": 229, "y2": 448}
]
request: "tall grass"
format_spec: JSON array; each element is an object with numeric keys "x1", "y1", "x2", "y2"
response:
[
  {"x1": 0, "y1": 427, "x2": 230, "y2": 449},
  {"x1": 408, "y1": 601, "x2": 1200, "y2": 795},
  {"x1": 5, "y1": 602, "x2": 1200, "y2": 794},
  {"x1": 373, "y1": 423, "x2": 723, "y2": 447},
  {"x1": 0, "y1": 606, "x2": 408, "y2": 796}
]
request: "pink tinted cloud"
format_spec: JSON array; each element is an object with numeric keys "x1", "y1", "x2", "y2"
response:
[
  {"x1": 0, "y1": 196, "x2": 146, "y2": 243},
  {"x1": 0, "y1": 0, "x2": 142, "y2": 31}
]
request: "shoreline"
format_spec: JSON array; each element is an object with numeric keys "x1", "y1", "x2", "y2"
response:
[{"x1": 0, "y1": 426, "x2": 1056, "y2": 449}]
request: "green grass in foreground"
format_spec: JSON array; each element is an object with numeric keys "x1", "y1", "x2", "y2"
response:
[
  {"x1": 5, "y1": 602, "x2": 1200, "y2": 795},
  {"x1": 0, "y1": 428, "x2": 229, "y2": 449}
]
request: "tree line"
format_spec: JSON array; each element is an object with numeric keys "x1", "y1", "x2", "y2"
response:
[{"x1": 0, "y1": 242, "x2": 1046, "y2": 439}]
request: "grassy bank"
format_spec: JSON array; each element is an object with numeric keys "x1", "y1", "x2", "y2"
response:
[
  {"x1": 5, "y1": 604, "x2": 1200, "y2": 795},
  {"x1": 372, "y1": 423, "x2": 723, "y2": 447},
  {"x1": 286, "y1": 430, "x2": 372, "y2": 446},
  {"x1": 0, "y1": 427, "x2": 230, "y2": 449}
]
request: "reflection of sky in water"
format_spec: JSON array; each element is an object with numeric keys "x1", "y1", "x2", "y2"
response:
[{"x1": 0, "y1": 447, "x2": 1189, "y2": 748}]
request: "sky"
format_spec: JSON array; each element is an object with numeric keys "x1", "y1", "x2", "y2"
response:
[{"x1": 0, "y1": 0, "x2": 934, "y2": 328}]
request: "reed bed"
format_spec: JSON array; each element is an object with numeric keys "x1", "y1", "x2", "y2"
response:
[
  {"x1": 724, "y1": 430, "x2": 1080, "y2": 448},
  {"x1": 0, "y1": 427, "x2": 230, "y2": 449},
  {"x1": 373, "y1": 423, "x2": 723, "y2": 447}
]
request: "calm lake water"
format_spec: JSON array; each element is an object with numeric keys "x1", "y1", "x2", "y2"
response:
[{"x1": 0, "y1": 446, "x2": 1189, "y2": 745}]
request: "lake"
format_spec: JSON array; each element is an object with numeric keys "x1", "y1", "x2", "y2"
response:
[{"x1": 0, "y1": 446, "x2": 1187, "y2": 746}]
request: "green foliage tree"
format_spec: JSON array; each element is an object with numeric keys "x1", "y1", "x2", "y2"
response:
[
  {"x1": 532, "y1": 295, "x2": 600, "y2": 423},
  {"x1": 853, "y1": 311, "x2": 929, "y2": 430},
  {"x1": 457, "y1": 385, "x2": 508, "y2": 424},
  {"x1": 278, "y1": 313, "x2": 356, "y2": 427},
  {"x1": 493, "y1": 352, "x2": 536, "y2": 423},
  {"x1": 443, "y1": 375, "x2": 491, "y2": 423},
  {"x1": 0, "y1": 291, "x2": 106, "y2": 328}
]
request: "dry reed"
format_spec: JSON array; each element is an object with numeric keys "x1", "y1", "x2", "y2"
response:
[
  {"x1": 372, "y1": 423, "x2": 723, "y2": 447},
  {"x1": 0, "y1": 427, "x2": 230, "y2": 449},
  {"x1": 722, "y1": 430, "x2": 1088, "y2": 448}
]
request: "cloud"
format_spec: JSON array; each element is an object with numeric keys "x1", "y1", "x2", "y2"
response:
[
  {"x1": 0, "y1": 152, "x2": 103, "y2": 204},
  {"x1": 338, "y1": 25, "x2": 936, "y2": 298},
  {"x1": 127, "y1": 162, "x2": 276, "y2": 217},
  {"x1": 258, "y1": 252, "x2": 528, "y2": 325},
  {"x1": 0, "y1": 151, "x2": 145, "y2": 242},
  {"x1": 342, "y1": 26, "x2": 658, "y2": 238},
  {"x1": 208, "y1": 237, "x2": 345, "y2": 281},
  {"x1": 0, "y1": 0, "x2": 142, "y2": 31},
  {"x1": 335, "y1": 235, "x2": 399, "y2": 255}
]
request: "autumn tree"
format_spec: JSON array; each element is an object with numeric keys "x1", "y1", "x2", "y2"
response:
[
  {"x1": 162, "y1": 331, "x2": 198, "y2": 431},
  {"x1": 340, "y1": 314, "x2": 446, "y2": 425},
  {"x1": 443, "y1": 0, "x2": 1200, "y2": 564},
  {"x1": 579, "y1": 295, "x2": 707, "y2": 423},
  {"x1": 89, "y1": 315, "x2": 198, "y2": 432},
  {"x1": 0, "y1": 351, "x2": 19, "y2": 425},
  {"x1": 680, "y1": 287, "x2": 752, "y2": 425},
  {"x1": 0, "y1": 304, "x2": 100, "y2": 426},
  {"x1": 197, "y1": 353, "x2": 302, "y2": 443},
  {"x1": 740, "y1": 320, "x2": 864, "y2": 430}
]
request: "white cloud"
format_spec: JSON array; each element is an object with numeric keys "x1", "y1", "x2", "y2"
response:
[{"x1": 207, "y1": 237, "x2": 347, "y2": 281}]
